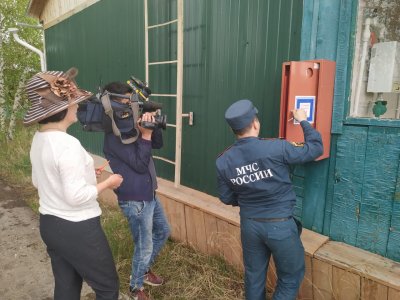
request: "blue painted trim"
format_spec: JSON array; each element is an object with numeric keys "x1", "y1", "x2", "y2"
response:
[
  {"x1": 331, "y1": 0, "x2": 358, "y2": 134},
  {"x1": 303, "y1": 159, "x2": 330, "y2": 232},
  {"x1": 315, "y1": 0, "x2": 340, "y2": 60},
  {"x1": 310, "y1": 0, "x2": 319, "y2": 58},
  {"x1": 342, "y1": 0, "x2": 359, "y2": 127},
  {"x1": 387, "y1": 161, "x2": 400, "y2": 260},
  {"x1": 299, "y1": 0, "x2": 342, "y2": 233},
  {"x1": 323, "y1": 134, "x2": 338, "y2": 235},
  {"x1": 345, "y1": 117, "x2": 400, "y2": 128},
  {"x1": 300, "y1": 0, "x2": 317, "y2": 60}
]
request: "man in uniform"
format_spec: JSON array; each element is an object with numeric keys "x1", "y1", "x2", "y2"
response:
[{"x1": 216, "y1": 99, "x2": 323, "y2": 300}]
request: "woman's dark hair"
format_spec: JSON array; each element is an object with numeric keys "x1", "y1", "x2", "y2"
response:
[{"x1": 38, "y1": 109, "x2": 68, "y2": 124}]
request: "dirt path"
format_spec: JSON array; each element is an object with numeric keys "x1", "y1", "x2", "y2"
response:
[{"x1": 0, "y1": 179, "x2": 94, "y2": 300}]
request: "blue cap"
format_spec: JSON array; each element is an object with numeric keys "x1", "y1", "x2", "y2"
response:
[{"x1": 225, "y1": 99, "x2": 258, "y2": 130}]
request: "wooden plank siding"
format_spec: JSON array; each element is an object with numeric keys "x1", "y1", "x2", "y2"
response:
[
  {"x1": 312, "y1": 259, "x2": 333, "y2": 300},
  {"x1": 158, "y1": 195, "x2": 187, "y2": 243},
  {"x1": 328, "y1": 125, "x2": 400, "y2": 261},
  {"x1": 329, "y1": 126, "x2": 368, "y2": 245},
  {"x1": 203, "y1": 213, "x2": 219, "y2": 255},
  {"x1": 312, "y1": 242, "x2": 400, "y2": 300},
  {"x1": 356, "y1": 127, "x2": 400, "y2": 255},
  {"x1": 332, "y1": 266, "x2": 361, "y2": 300},
  {"x1": 298, "y1": 255, "x2": 313, "y2": 300},
  {"x1": 266, "y1": 258, "x2": 278, "y2": 295},
  {"x1": 389, "y1": 288, "x2": 400, "y2": 300},
  {"x1": 387, "y1": 161, "x2": 400, "y2": 260},
  {"x1": 361, "y1": 278, "x2": 388, "y2": 300},
  {"x1": 29, "y1": 0, "x2": 100, "y2": 27},
  {"x1": 314, "y1": 242, "x2": 400, "y2": 291}
]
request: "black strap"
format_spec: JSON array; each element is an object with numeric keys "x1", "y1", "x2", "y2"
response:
[
  {"x1": 249, "y1": 216, "x2": 292, "y2": 222},
  {"x1": 101, "y1": 92, "x2": 139, "y2": 144}
]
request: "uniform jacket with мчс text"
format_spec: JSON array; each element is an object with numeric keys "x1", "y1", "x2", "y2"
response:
[{"x1": 216, "y1": 121, "x2": 323, "y2": 219}]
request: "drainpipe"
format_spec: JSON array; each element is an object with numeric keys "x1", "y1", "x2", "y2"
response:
[
  {"x1": 8, "y1": 28, "x2": 47, "y2": 71},
  {"x1": 352, "y1": 17, "x2": 371, "y2": 117},
  {"x1": 16, "y1": 22, "x2": 43, "y2": 30},
  {"x1": 396, "y1": 94, "x2": 400, "y2": 119}
]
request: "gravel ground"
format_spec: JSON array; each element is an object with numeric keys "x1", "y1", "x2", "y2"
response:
[{"x1": 0, "y1": 180, "x2": 95, "y2": 300}]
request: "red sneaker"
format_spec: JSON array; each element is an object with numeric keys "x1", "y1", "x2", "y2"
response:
[
  {"x1": 129, "y1": 287, "x2": 149, "y2": 300},
  {"x1": 143, "y1": 270, "x2": 164, "y2": 286}
]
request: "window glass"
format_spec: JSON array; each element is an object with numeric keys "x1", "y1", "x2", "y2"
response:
[{"x1": 349, "y1": 0, "x2": 400, "y2": 119}]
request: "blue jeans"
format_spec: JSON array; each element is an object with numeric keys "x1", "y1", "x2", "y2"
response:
[
  {"x1": 119, "y1": 197, "x2": 170, "y2": 289},
  {"x1": 241, "y1": 217, "x2": 305, "y2": 300}
]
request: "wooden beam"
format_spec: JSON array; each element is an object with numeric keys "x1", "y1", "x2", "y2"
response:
[
  {"x1": 203, "y1": 213, "x2": 219, "y2": 255},
  {"x1": 315, "y1": 241, "x2": 400, "y2": 290},
  {"x1": 42, "y1": 0, "x2": 100, "y2": 29},
  {"x1": 312, "y1": 258, "x2": 333, "y2": 300},
  {"x1": 216, "y1": 219, "x2": 232, "y2": 260},
  {"x1": 160, "y1": 197, "x2": 186, "y2": 243},
  {"x1": 361, "y1": 278, "x2": 388, "y2": 300},
  {"x1": 185, "y1": 206, "x2": 197, "y2": 248},
  {"x1": 332, "y1": 266, "x2": 360, "y2": 300},
  {"x1": 184, "y1": 207, "x2": 208, "y2": 253},
  {"x1": 157, "y1": 178, "x2": 240, "y2": 226},
  {"x1": 298, "y1": 256, "x2": 313, "y2": 300},
  {"x1": 227, "y1": 223, "x2": 243, "y2": 271},
  {"x1": 266, "y1": 258, "x2": 277, "y2": 293},
  {"x1": 388, "y1": 288, "x2": 400, "y2": 300}
]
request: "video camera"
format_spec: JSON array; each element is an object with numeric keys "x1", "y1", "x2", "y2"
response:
[
  {"x1": 77, "y1": 75, "x2": 167, "y2": 144},
  {"x1": 125, "y1": 76, "x2": 167, "y2": 130}
]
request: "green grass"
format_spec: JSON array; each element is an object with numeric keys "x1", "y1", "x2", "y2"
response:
[
  {"x1": 0, "y1": 123, "x2": 244, "y2": 299},
  {"x1": 101, "y1": 204, "x2": 244, "y2": 299},
  {"x1": 0, "y1": 123, "x2": 39, "y2": 212}
]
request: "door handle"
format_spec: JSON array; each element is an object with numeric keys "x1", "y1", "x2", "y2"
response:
[{"x1": 182, "y1": 112, "x2": 194, "y2": 126}]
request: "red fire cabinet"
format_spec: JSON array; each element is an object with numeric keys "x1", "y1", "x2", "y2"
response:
[{"x1": 279, "y1": 60, "x2": 336, "y2": 161}]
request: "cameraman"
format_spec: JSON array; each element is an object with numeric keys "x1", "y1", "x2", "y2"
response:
[{"x1": 102, "y1": 82, "x2": 170, "y2": 300}]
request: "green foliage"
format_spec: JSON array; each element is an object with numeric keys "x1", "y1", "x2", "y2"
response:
[
  {"x1": 0, "y1": 120, "x2": 39, "y2": 211},
  {"x1": 0, "y1": 0, "x2": 43, "y2": 129},
  {"x1": 0, "y1": 120, "x2": 36, "y2": 183}
]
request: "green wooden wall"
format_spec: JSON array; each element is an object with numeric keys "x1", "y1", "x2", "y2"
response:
[
  {"x1": 45, "y1": 0, "x2": 303, "y2": 193},
  {"x1": 144, "y1": 0, "x2": 303, "y2": 190},
  {"x1": 329, "y1": 126, "x2": 400, "y2": 259}
]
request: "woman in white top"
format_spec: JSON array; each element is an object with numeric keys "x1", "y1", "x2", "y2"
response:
[{"x1": 24, "y1": 69, "x2": 123, "y2": 300}]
